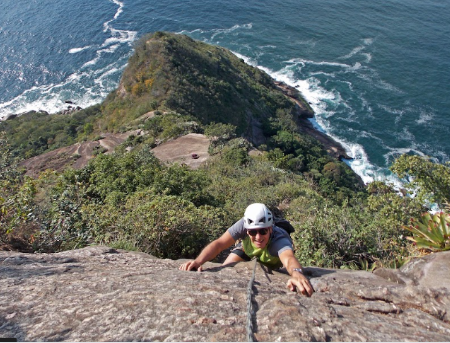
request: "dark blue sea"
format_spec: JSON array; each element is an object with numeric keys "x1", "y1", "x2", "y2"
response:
[{"x1": 1, "y1": 0, "x2": 449, "y2": 184}]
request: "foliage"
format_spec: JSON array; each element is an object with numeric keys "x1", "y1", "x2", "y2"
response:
[
  {"x1": 3, "y1": 33, "x2": 447, "y2": 270},
  {"x1": 122, "y1": 194, "x2": 226, "y2": 258},
  {"x1": 151, "y1": 164, "x2": 215, "y2": 206},
  {"x1": 0, "y1": 130, "x2": 437, "y2": 268},
  {"x1": 0, "y1": 106, "x2": 102, "y2": 159},
  {"x1": 102, "y1": 31, "x2": 296, "y2": 133},
  {"x1": 1, "y1": 133, "x2": 30, "y2": 232},
  {"x1": 391, "y1": 154, "x2": 450, "y2": 207},
  {"x1": 0, "y1": 133, "x2": 42, "y2": 250},
  {"x1": 404, "y1": 212, "x2": 450, "y2": 252},
  {"x1": 366, "y1": 181, "x2": 424, "y2": 233},
  {"x1": 288, "y1": 196, "x2": 412, "y2": 269},
  {"x1": 142, "y1": 112, "x2": 201, "y2": 142},
  {"x1": 204, "y1": 122, "x2": 237, "y2": 141}
]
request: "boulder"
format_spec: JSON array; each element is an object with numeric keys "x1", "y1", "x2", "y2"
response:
[{"x1": 1, "y1": 247, "x2": 449, "y2": 341}]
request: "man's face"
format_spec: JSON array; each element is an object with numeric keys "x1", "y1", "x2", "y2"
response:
[{"x1": 247, "y1": 226, "x2": 272, "y2": 249}]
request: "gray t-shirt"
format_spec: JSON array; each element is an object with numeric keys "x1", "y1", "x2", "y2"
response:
[{"x1": 227, "y1": 218, "x2": 293, "y2": 257}]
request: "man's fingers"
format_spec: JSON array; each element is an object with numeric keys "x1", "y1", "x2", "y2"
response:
[
  {"x1": 179, "y1": 262, "x2": 191, "y2": 271},
  {"x1": 287, "y1": 279, "x2": 296, "y2": 292},
  {"x1": 179, "y1": 261, "x2": 202, "y2": 272},
  {"x1": 287, "y1": 278, "x2": 314, "y2": 297}
]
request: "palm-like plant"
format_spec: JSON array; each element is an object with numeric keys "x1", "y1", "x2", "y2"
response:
[{"x1": 404, "y1": 212, "x2": 450, "y2": 251}]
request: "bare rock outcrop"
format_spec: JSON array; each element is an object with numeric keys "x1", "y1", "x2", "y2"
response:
[
  {"x1": 19, "y1": 132, "x2": 139, "y2": 178},
  {"x1": 151, "y1": 133, "x2": 210, "y2": 170},
  {"x1": 1, "y1": 247, "x2": 449, "y2": 341}
]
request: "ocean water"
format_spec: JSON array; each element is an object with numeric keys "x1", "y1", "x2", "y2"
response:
[{"x1": 1, "y1": 0, "x2": 449, "y2": 184}]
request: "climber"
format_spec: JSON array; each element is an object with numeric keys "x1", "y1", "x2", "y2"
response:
[{"x1": 179, "y1": 203, "x2": 314, "y2": 296}]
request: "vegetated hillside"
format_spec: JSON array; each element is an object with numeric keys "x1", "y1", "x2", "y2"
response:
[
  {"x1": 1, "y1": 31, "x2": 360, "y2": 193},
  {"x1": 3, "y1": 31, "x2": 441, "y2": 270},
  {"x1": 101, "y1": 31, "x2": 312, "y2": 141},
  {"x1": 0, "y1": 32, "x2": 313, "y2": 159}
]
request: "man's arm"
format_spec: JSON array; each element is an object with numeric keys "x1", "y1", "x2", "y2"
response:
[
  {"x1": 279, "y1": 249, "x2": 314, "y2": 297},
  {"x1": 179, "y1": 231, "x2": 236, "y2": 271}
]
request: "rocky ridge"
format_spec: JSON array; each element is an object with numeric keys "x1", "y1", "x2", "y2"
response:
[{"x1": 1, "y1": 246, "x2": 449, "y2": 341}]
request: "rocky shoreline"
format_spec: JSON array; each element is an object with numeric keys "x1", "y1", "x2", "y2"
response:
[{"x1": 275, "y1": 81, "x2": 352, "y2": 161}]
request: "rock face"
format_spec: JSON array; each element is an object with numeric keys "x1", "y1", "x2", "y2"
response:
[
  {"x1": 19, "y1": 132, "x2": 139, "y2": 178},
  {"x1": 1, "y1": 247, "x2": 449, "y2": 342},
  {"x1": 151, "y1": 133, "x2": 210, "y2": 170}
]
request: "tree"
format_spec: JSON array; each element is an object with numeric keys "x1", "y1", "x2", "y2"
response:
[
  {"x1": 0, "y1": 133, "x2": 39, "y2": 252},
  {"x1": 204, "y1": 122, "x2": 236, "y2": 141},
  {"x1": 391, "y1": 154, "x2": 450, "y2": 207}
]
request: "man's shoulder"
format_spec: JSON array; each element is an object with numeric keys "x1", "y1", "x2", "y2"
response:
[
  {"x1": 227, "y1": 218, "x2": 246, "y2": 240},
  {"x1": 272, "y1": 225, "x2": 291, "y2": 239},
  {"x1": 268, "y1": 226, "x2": 293, "y2": 256}
]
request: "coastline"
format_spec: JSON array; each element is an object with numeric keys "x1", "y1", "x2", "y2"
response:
[{"x1": 275, "y1": 81, "x2": 352, "y2": 161}]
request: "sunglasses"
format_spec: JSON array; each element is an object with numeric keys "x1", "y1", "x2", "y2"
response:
[{"x1": 247, "y1": 228, "x2": 270, "y2": 236}]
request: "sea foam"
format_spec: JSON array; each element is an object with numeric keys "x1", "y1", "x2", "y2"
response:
[
  {"x1": 262, "y1": 59, "x2": 404, "y2": 185},
  {"x1": 0, "y1": 0, "x2": 135, "y2": 120}
]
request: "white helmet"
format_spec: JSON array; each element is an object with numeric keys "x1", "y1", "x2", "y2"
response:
[{"x1": 243, "y1": 203, "x2": 273, "y2": 229}]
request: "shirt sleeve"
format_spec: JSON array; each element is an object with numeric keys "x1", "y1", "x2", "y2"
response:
[
  {"x1": 268, "y1": 226, "x2": 293, "y2": 256},
  {"x1": 227, "y1": 218, "x2": 247, "y2": 241}
]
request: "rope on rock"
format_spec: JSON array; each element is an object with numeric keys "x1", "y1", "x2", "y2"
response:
[{"x1": 246, "y1": 257, "x2": 257, "y2": 342}]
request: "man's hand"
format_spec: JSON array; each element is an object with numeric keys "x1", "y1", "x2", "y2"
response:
[
  {"x1": 179, "y1": 260, "x2": 203, "y2": 272},
  {"x1": 279, "y1": 249, "x2": 315, "y2": 297},
  {"x1": 287, "y1": 274, "x2": 314, "y2": 297}
]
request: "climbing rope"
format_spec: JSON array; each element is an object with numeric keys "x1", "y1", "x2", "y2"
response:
[{"x1": 246, "y1": 257, "x2": 258, "y2": 342}]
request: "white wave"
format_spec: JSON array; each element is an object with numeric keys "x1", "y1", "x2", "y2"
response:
[
  {"x1": 177, "y1": 28, "x2": 206, "y2": 36},
  {"x1": 104, "y1": 0, "x2": 124, "y2": 32},
  {"x1": 245, "y1": 59, "x2": 401, "y2": 184},
  {"x1": 111, "y1": 0, "x2": 124, "y2": 19},
  {"x1": 0, "y1": 66, "x2": 121, "y2": 119},
  {"x1": 358, "y1": 69, "x2": 405, "y2": 95},
  {"x1": 362, "y1": 52, "x2": 372, "y2": 63},
  {"x1": 69, "y1": 46, "x2": 91, "y2": 54},
  {"x1": 378, "y1": 104, "x2": 405, "y2": 115},
  {"x1": 231, "y1": 51, "x2": 258, "y2": 67},
  {"x1": 400, "y1": 127, "x2": 415, "y2": 142},
  {"x1": 103, "y1": 29, "x2": 137, "y2": 46},
  {"x1": 0, "y1": 83, "x2": 71, "y2": 118},
  {"x1": 0, "y1": 0, "x2": 136, "y2": 120},
  {"x1": 339, "y1": 46, "x2": 365, "y2": 60},
  {"x1": 100, "y1": 44, "x2": 121, "y2": 53},
  {"x1": 384, "y1": 148, "x2": 427, "y2": 166},
  {"x1": 350, "y1": 62, "x2": 362, "y2": 71},
  {"x1": 287, "y1": 58, "x2": 351, "y2": 69},
  {"x1": 257, "y1": 45, "x2": 277, "y2": 49},
  {"x1": 211, "y1": 23, "x2": 253, "y2": 40},
  {"x1": 339, "y1": 38, "x2": 374, "y2": 61},
  {"x1": 309, "y1": 71, "x2": 337, "y2": 78},
  {"x1": 363, "y1": 38, "x2": 374, "y2": 45},
  {"x1": 185, "y1": 23, "x2": 253, "y2": 41},
  {"x1": 377, "y1": 78, "x2": 405, "y2": 94},
  {"x1": 416, "y1": 109, "x2": 434, "y2": 124},
  {"x1": 81, "y1": 55, "x2": 101, "y2": 68},
  {"x1": 94, "y1": 62, "x2": 127, "y2": 89}
]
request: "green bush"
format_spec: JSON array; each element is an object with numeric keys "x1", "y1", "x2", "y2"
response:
[
  {"x1": 288, "y1": 198, "x2": 411, "y2": 268},
  {"x1": 391, "y1": 154, "x2": 450, "y2": 207},
  {"x1": 122, "y1": 194, "x2": 225, "y2": 258}
]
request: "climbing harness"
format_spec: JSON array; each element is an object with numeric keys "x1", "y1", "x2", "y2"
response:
[{"x1": 246, "y1": 257, "x2": 258, "y2": 342}]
